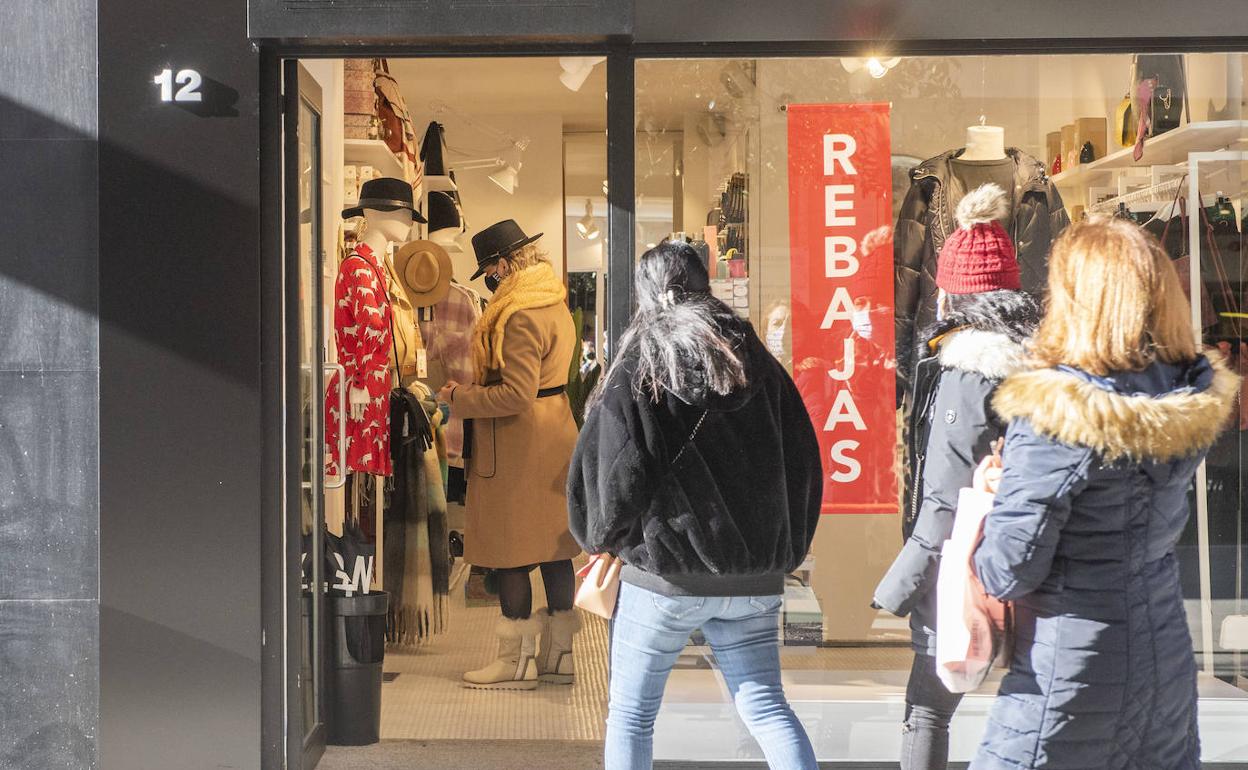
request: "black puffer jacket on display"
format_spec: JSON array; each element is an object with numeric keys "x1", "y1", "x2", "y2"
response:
[
  {"x1": 873, "y1": 290, "x2": 1040, "y2": 655},
  {"x1": 894, "y1": 148, "x2": 1069, "y2": 398}
]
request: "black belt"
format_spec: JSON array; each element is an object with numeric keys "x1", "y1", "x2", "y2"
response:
[{"x1": 461, "y1": 385, "x2": 565, "y2": 461}]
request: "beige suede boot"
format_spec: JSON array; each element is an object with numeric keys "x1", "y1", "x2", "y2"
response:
[
  {"x1": 536, "y1": 607, "x2": 582, "y2": 685},
  {"x1": 462, "y1": 616, "x2": 542, "y2": 690}
]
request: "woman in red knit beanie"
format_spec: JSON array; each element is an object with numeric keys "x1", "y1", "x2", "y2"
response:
[{"x1": 874, "y1": 183, "x2": 1041, "y2": 770}]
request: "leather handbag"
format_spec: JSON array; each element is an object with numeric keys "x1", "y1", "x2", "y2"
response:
[{"x1": 574, "y1": 554, "x2": 622, "y2": 619}]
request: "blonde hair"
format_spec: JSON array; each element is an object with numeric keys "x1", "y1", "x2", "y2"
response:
[
  {"x1": 1031, "y1": 215, "x2": 1196, "y2": 375},
  {"x1": 502, "y1": 243, "x2": 550, "y2": 271}
]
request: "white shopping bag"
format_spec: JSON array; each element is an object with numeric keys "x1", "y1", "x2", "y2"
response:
[{"x1": 934, "y1": 487, "x2": 1009, "y2": 693}]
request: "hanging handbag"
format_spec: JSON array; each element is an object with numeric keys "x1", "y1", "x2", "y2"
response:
[
  {"x1": 1159, "y1": 182, "x2": 1219, "y2": 329},
  {"x1": 574, "y1": 410, "x2": 710, "y2": 620},
  {"x1": 574, "y1": 554, "x2": 623, "y2": 619}
]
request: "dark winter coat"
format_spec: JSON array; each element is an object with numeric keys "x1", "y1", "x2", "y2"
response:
[
  {"x1": 893, "y1": 148, "x2": 1070, "y2": 396},
  {"x1": 969, "y1": 355, "x2": 1239, "y2": 770},
  {"x1": 873, "y1": 291, "x2": 1040, "y2": 655},
  {"x1": 567, "y1": 313, "x2": 823, "y2": 597}
]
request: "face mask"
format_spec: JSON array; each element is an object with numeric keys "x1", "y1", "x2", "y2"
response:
[
  {"x1": 765, "y1": 327, "x2": 785, "y2": 356},
  {"x1": 483, "y1": 271, "x2": 503, "y2": 294},
  {"x1": 852, "y1": 309, "x2": 873, "y2": 340}
]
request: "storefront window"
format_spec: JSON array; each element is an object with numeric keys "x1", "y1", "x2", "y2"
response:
[{"x1": 637, "y1": 53, "x2": 1248, "y2": 764}]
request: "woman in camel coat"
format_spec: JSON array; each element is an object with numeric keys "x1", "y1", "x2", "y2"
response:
[{"x1": 438, "y1": 219, "x2": 581, "y2": 691}]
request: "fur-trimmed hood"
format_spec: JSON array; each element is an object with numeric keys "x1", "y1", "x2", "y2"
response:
[
  {"x1": 993, "y1": 355, "x2": 1240, "y2": 463},
  {"x1": 921, "y1": 290, "x2": 1040, "y2": 381}
]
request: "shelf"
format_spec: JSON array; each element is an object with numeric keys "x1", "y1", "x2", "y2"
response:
[
  {"x1": 343, "y1": 138, "x2": 405, "y2": 179},
  {"x1": 423, "y1": 174, "x2": 458, "y2": 193},
  {"x1": 1051, "y1": 121, "x2": 1248, "y2": 189}
]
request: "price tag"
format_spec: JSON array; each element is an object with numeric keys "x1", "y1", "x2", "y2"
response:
[{"x1": 417, "y1": 349, "x2": 428, "y2": 379}]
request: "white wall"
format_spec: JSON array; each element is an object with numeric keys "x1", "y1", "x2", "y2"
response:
[{"x1": 408, "y1": 110, "x2": 566, "y2": 292}]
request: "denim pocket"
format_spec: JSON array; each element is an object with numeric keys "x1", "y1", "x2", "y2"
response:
[
  {"x1": 747, "y1": 595, "x2": 783, "y2": 617},
  {"x1": 651, "y1": 593, "x2": 706, "y2": 620}
]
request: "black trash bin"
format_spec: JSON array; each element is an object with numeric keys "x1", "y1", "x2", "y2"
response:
[{"x1": 327, "y1": 590, "x2": 388, "y2": 746}]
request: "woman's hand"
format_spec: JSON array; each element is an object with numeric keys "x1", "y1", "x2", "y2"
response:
[
  {"x1": 437, "y1": 380, "x2": 461, "y2": 404},
  {"x1": 973, "y1": 453, "x2": 1003, "y2": 495}
]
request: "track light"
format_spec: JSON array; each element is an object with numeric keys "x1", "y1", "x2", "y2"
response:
[
  {"x1": 559, "y1": 57, "x2": 606, "y2": 92},
  {"x1": 576, "y1": 199, "x2": 600, "y2": 241}
]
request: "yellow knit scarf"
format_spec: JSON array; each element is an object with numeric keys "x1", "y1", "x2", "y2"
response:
[{"x1": 472, "y1": 261, "x2": 566, "y2": 383}]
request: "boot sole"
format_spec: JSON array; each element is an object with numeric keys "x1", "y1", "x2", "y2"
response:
[
  {"x1": 462, "y1": 679, "x2": 539, "y2": 691},
  {"x1": 538, "y1": 673, "x2": 575, "y2": 685}
]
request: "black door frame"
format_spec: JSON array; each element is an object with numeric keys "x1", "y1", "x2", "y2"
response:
[{"x1": 259, "y1": 36, "x2": 1248, "y2": 770}]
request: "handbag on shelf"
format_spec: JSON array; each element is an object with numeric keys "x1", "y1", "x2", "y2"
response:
[{"x1": 1132, "y1": 54, "x2": 1190, "y2": 161}]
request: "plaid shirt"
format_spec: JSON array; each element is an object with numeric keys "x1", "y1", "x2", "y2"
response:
[{"x1": 419, "y1": 282, "x2": 481, "y2": 458}]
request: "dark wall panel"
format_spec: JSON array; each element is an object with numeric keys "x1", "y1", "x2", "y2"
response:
[
  {"x1": 632, "y1": 0, "x2": 1248, "y2": 44},
  {"x1": 0, "y1": 0, "x2": 99, "y2": 767},
  {"x1": 98, "y1": 0, "x2": 263, "y2": 766}
]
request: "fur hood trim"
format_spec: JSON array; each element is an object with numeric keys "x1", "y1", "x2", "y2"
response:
[
  {"x1": 938, "y1": 328, "x2": 1029, "y2": 380},
  {"x1": 993, "y1": 356, "x2": 1240, "y2": 463}
]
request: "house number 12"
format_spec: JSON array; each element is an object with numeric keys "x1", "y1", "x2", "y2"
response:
[{"x1": 154, "y1": 68, "x2": 203, "y2": 102}]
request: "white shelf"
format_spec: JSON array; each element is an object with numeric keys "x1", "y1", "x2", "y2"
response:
[
  {"x1": 344, "y1": 138, "x2": 405, "y2": 179},
  {"x1": 424, "y1": 174, "x2": 458, "y2": 193},
  {"x1": 1052, "y1": 121, "x2": 1248, "y2": 189}
]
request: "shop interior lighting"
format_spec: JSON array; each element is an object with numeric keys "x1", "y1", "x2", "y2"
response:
[
  {"x1": 559, "y1": 56, "x2": 606, "y2": 92},
  {"x1": 576, "y1": 199, "x2": 601, "y2": 241},
  {"x1": 431, "y1": 100, "x2": 529, "y2": 194},
  {"x1": 841, "y1": 56, "x2": 901, "y2": 79}
]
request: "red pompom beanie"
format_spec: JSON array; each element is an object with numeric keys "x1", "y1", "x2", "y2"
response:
[{"x1": 936, "y1": 183, "x2": 1021, "y2": 294}]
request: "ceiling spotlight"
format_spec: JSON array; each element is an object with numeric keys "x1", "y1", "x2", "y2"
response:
[
  {"x1": 696, "y1": 113, "x2": 729, "y2": 147},
  {"x1": 845, "y1": 56, "x2": 901, "y2": 79},
  {"x1": 576, "y1": 199, "x2": 600, "y2": 241},
  {"x1": 558, "y1": 56, "x2": 606, "y2": 92},
  {"x1": 719, "y1": 62, "x2": 755, "y2": 100}
]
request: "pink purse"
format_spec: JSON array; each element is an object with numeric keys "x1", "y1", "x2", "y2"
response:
[{"x1": 574, "y1": 554, "x2": 622, "y2": 619}]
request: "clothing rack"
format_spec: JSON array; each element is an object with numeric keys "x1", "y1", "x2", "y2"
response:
[{"x1": 1088, "y1": 176, "x2": 1186, "y2": 214}]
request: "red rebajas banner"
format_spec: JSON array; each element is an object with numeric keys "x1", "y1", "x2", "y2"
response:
[{"x1": 787, "y1": 103, "x2": 897, "y2": 514}]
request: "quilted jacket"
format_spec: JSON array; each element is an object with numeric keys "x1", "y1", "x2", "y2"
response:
[
  {"x1": 969, "y1": 355, "x2": 1239, "y2": 770},
  {"x1": 893, "y1": 148, "x2": 1069, "y2": 399}
]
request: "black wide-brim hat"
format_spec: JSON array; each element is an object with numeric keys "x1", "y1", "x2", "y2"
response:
[
  {"x1": 470, "y1": 219, "x2": 543, "y2": 279},
  {"x1": 342, "y1": 176, "x2": 427, "y2": 223}
]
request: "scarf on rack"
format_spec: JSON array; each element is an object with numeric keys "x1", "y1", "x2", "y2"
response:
[
  {"x1": 385, "y1": 383, "x2": 450, "y2": 648},
  {"x1": 472, "y1": 261, "x2": 567, "y2": 384}
]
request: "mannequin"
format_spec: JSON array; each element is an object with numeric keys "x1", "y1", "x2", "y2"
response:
[
  {"x1": 961, "y1": 125, "x2": 1007, "y2": 161},
  {"x1": 350, "y1": 207, "x2": 414, "y2": 418}
]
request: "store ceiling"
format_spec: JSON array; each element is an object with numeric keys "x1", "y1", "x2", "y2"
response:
[{"x1": 388, "y1": 57, "x2": 609, "y2": 132}]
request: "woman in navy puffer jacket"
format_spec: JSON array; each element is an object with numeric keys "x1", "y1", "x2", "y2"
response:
[{"x1": 969, "y1": 217, "x2": 1239, "y2": 770}]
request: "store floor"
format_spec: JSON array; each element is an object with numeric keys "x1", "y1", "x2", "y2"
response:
[{"x1": 320, "y1": 571, "x2": 1248, "y2": 767}]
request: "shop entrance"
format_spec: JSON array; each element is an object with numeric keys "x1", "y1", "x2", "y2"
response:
[{"x1": 280, "y1": 55, "x2": 610, "y2": 769}]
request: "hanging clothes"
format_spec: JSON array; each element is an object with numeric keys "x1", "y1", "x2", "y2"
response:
[
  {"x1": 385, "y1": 382, "x2": 451, "y2": 647},
  {"x1": 893, "y1": 148, "x2": 1070, "y2": 395},
  {"x1": 326, "y1": 243, "x2": 394, "y2": 477},
  {"x1": 418, "y1": 282, "x2": 482, "y2": 460}
]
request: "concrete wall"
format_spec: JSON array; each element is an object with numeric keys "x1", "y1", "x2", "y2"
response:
[{"x1": 0, "y1": 1, "x2": 100, "y2": 766}]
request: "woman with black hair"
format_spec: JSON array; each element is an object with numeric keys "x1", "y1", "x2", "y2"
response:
[{"x1": 568, "y1": 240, "x2": 824, "y2": 770}]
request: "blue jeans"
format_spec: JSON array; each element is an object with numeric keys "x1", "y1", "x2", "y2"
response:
[{"x1": 605, "y1": 582, "x2": 817, "y2": 770}]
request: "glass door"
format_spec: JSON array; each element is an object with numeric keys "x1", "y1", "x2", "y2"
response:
[{"x1": 283, "y1": 60, "x2": 329, "y2": 769}]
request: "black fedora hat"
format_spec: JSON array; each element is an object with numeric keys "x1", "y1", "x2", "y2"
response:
[
  {"x1": 342, "y1": 177, "x2": 427, "y2": 222},
  {"x1": 470, "y1": 219, "x2": 543, "y2": 279}
]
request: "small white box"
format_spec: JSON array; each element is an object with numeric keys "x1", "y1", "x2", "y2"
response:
[
  {"x1": 733, "y1": 296, "x2": 749, "y2": 308},
  {"x1": 732, "y1": 284, "x2": 749, "y2": 298}
]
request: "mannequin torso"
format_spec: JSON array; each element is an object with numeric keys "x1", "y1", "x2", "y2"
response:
[
  {"x1": 961, "y1": 125, "x2": 1007, "y2": 161},
  {"x1": 347, "y1": 209, "x2": 414, "y2": 413}
]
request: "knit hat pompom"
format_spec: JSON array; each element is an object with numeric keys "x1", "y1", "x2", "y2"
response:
[
  {"x1": 937, "y1": 183, "x2": 1019, "y2": 295},
  {"x1": 956, "y1": 183, "x2": 1009, "y2": 229}
]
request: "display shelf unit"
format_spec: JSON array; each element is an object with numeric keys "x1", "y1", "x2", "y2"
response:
[
  {"x1": 424, "y1": 174, "x2": 458, "y2": 193},
  {"x1": 1052, "y1": 120, "x2": 1248, "y2": 191},
  {"x1": 343, "y1": 138, "x2": 405, "y2": 179}
]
